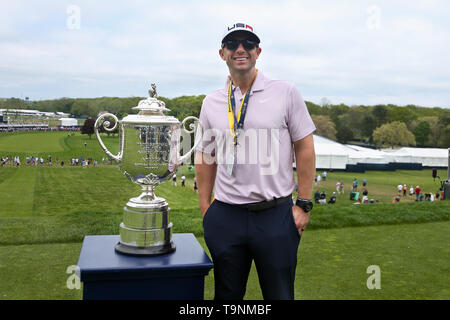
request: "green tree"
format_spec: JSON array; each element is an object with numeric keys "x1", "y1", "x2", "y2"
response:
[
  {"x1": 361, "y1": 115, "x2": 377, "y2": 142},
  {"x1": 438, "y1": 124, "x2": 450, "y2": 148},
  {"x1": 387, "y1": 105, "x2": 417, "y2": 125},
  {"x1": 417, "y1": 116, "x2": 441, "y2": 147},
  {"x1": 336, "y1": 126, "x2": 354, "y2": 144},
  {"x1": 328, "y1": 104, "x2": 350, "y2": 123},
  {"x1": 372, "y1": 121, "x2": 416, "y2": 148},
  {"x1": 413, "y1": 121, "x2": 431, "y2": 146},
  {"x1": 336, "y1": 108, "x2": 366, "y2": 140},
  {"x1": 305, "y1": 101, "x2": 322, "y2": 115},
  {"x1": 311, "y1": 115, "x2": 337, "y2": 140},
  {"x1": 372, "y1": 105, "x2": 388, "y2": 126},
  {"x1": 387, "y1": 106, "x2": 417, "y2": 125},
  {"x1": 71, "y1": 100, "x2": 90, "y2": 117}
]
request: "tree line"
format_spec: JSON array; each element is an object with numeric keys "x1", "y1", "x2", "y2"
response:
[
  {"x1": 1, "y1": 96, "x2": 449, "y2": 148},
  {"x1": 307, "y1": 101, "x2": 450, "y2": 148}
]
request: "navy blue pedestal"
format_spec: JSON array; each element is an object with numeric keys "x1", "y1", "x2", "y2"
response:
[{"x1": 77, "y1": 233, "x2": 213, "y2": 300}]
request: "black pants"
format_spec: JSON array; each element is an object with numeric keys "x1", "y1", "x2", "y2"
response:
[{"x1": 203, "y1": 199, "x2": 301, "y2": 300}]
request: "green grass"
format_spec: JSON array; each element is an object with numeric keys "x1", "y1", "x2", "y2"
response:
[
  {"x1": 308, "y1": 169, "x2": 446, "y2": 204},
  {"x1": 0, "y1": 131, "x2": 449, "y2": 300},
  {"x1": 0, "y1": 131, "x2": 65, "y2": 153},
  {"x1": 1, "y1": 221, "x2": 448, "y2": 299},
  {"x1": 0, "y1": 131, "x2": 119, "y2": 163},
  {"x1": 0, "y1": 167, "x2": 37, "y2": 217},
  {"x1": 294, "y1": 221, "x2": 450, "y2": 300}
]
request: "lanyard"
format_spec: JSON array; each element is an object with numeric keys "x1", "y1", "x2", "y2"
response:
[{"x1": 226, "y1": 70, "x2": 258, "y2": 146}]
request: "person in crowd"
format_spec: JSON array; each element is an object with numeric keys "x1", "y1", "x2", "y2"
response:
[
  {"x1": 352, "y1": 178, "x2": 358, "y2": 191},
  {"x1": 193, "y1": 176, "x2": 198, "y2": 193},
  {"x1": 397, "y1": 184, "x2": 403, "y2": 196},
  {"x1": 319, "y1": 191, "x2": 327, "y2": 204},
  {"x1": 328, "y1": 192, "x2": 337, "y2": 204},
  {"x1": 362, "y1": 187, "x2": 368, "y2": 197},
  {"x1": 314, "y1": 188, "x2": 321, "y2": 204},
  {"x1": 172, "y1": 173, "x2": 177, "y2": 186},
  {"x1": 362, "y1": 195, "x2": 369, "y2": 203},
  {"x1": 415, "y1": 185, "x2": 421, "y2": 201}
]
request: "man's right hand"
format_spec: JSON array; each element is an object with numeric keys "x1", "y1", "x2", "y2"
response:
[
  {"x1": 200, "y1": 203, "x2": 210, "y2": 218},
  {"x1": 195, "y1": 151, "x2": 217, "y2": 219}
]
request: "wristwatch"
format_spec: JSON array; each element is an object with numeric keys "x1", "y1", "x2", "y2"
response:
[{"x1": 295, "y1": 198, "x2": 313, "y2": 213}]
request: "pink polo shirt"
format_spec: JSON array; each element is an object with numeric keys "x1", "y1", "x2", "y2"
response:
[{"x1": 196, "y1": 71, "x2": 316, "y2": 204}]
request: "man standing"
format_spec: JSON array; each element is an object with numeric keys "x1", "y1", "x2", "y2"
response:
[
  {"x1": 195, "y1": 23, "x2": 316, "y2": 300},
  {"x1": 352, "y1": 178, "x2": 358, "y2": 191},
  {"x1": 415, "y1": 185, "x2": 421, "y2": 201},
  {"x1": 397, "y1": 184, "x2": 403, "y2": 196}
]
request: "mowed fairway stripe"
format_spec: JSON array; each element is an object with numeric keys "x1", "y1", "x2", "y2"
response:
[
  {"x1": 0, "y1": 132, "x2": 65, "y2": 153},
  {"x1": 0, "y1": 167, "x2": 37, "y2": 217}
]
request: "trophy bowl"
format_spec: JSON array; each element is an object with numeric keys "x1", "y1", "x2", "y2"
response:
[{"x1": 94, "y1": 84, "x2": 201, "y2": 256}]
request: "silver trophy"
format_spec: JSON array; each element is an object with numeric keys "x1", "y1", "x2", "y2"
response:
[{"x1": 94, "y1": 84, "x2": 201, "y2": 256}]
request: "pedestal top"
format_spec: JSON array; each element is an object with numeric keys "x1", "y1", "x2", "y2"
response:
[{"x1": 77, "y1": 233, "x2": 213, "y2": 281}]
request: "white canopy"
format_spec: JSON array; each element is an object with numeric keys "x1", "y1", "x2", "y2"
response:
[
  {"x1": 382, "y1": 147, "x2": 449, "y2": 167},
  {"x1": 345, "y1": 145, "x2": 389, "y2": 165},
  {"x1": 312, "y1": 135, "x2": 349, "y2": 169},
  {"x1": 60, "y1": 118, "x2": 78, "y2": 127},
  {"x1": 307, "y1": 135, "x2": 449, "y2": 169}
]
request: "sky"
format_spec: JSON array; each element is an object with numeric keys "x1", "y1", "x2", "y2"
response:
[{"x1": 0, "y1": 0, "x2": 449, "y2": 108}]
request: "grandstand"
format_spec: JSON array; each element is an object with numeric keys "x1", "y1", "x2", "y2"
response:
[
  {"x1": 0, "y1": 109, "x2": 70, "y2": 119},
  {"x1": 0, "y1": 109, "x2": 74, "y2": 131}
]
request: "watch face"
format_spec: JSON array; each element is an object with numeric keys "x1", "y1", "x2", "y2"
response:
[{"x1": 297, "y1": 199, "x2": 313, "y2": 212}]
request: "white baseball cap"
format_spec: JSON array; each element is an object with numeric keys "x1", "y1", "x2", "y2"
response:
[{"x1": 221, "y1": 23, "x2": 260, "y2": 44}]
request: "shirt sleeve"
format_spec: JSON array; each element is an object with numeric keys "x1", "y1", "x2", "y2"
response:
[{"x1": 285, "y1": 84, "x2": 316, "y2": 142}]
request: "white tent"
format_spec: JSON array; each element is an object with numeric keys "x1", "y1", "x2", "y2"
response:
[
  {"x1": 313, "y1": 135, "x2": 349, "y2": 169},
  {"x1": 304, "y1": 135, "x2": 449, "y2": 170},
  {"x1": 382, "y1": 147, "x2": 449, "y2": 167},
  {"x1": 345, "y1": 145, "x2": 389, "y2": 165},
  {"x1": 60, "y1": 118, "x2": 78, "y2": 127}
]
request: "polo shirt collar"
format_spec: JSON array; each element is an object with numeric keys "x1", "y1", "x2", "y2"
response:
[
  {"x1": 251, "y1": 70, "x2": 265, "y2": 93},
  {"x1": 224, "y1": 70, "x2": 265, "y2": 95}
]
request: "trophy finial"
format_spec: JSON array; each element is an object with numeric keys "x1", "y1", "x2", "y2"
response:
[
  {"x1": 134, "y1": 83, "x2": 169, "y2": 113},
  {"x1": 149, "y1": 83, "x2": 157, "y2": 98}
]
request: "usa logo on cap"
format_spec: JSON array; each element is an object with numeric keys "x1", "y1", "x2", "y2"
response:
[
  {"x1": 227, "y1": 23, "x2": 254, "y2": 32},
  {"x1": 222, "y1": 22, "x2": 260, "y2": 43}
]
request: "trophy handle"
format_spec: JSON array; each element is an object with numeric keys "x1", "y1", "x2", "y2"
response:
[
  {"x1": 94, "y1": 113, "x2": 123, "y2": 162},
  {"x1": 177, "y1": 116, "x2": 202, "y2": 165}
]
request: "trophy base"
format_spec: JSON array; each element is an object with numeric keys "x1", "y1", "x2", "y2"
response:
[
  {"x1": 115, "y1": 193, "x2": 176, "y2": 256},
  {"x1": 115, "y1": 241, "x2": 176, "y2": 256}
]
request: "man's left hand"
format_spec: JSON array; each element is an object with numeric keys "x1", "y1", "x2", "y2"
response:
[{"x1": 292, "y1": 205, "x2": 310, "y2": 236}]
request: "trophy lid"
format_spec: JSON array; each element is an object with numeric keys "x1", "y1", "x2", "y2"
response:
[
  {"x1": 132, "y1": 83, "x2": 171, "y2": 115},
  {"x1": 122, "y1": 83, "x2": 179, "y2": 125}
]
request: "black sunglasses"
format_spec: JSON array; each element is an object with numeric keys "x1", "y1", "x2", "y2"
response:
[{"x1": 222, "y1": 39, "x2": 258, "y2": 51}]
